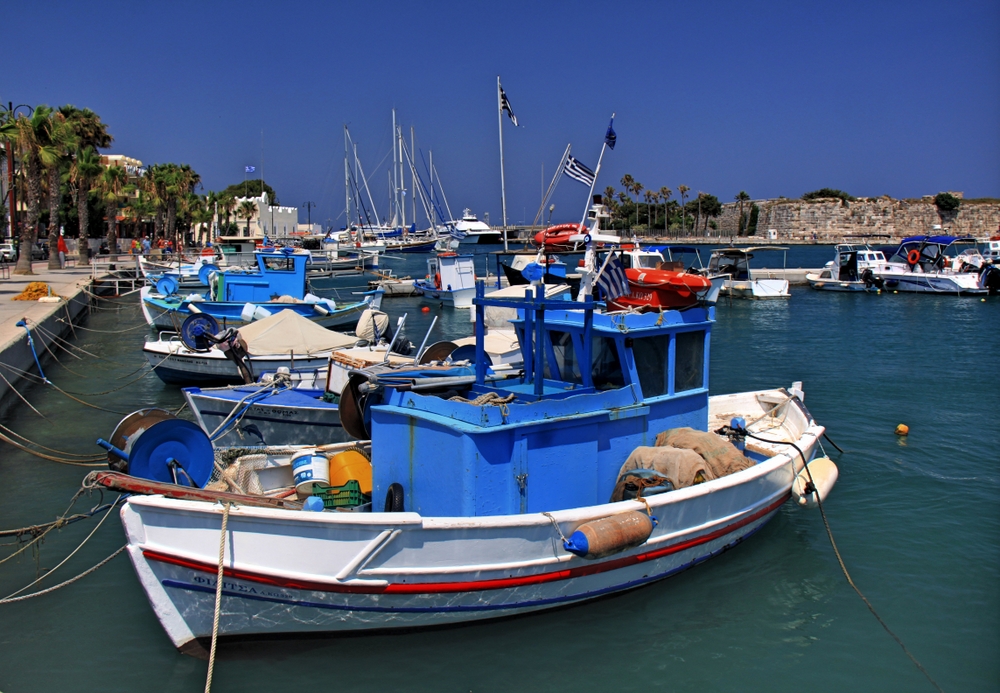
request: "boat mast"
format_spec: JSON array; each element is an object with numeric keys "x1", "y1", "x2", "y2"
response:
[
  {"x1": 391, "y1": 109, "x2": 398, "y2": 228},
  {"x1": 497, "y1": 75, "x2": 509, "y2": 252},
  {"x1": 344, "y1": 126, "x2": 351, "y2": 230},
  {"x1": 410, "y1": 126, "x2": 416, "y2": 228}
]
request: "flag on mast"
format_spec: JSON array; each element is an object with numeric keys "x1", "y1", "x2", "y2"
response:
[
  {"x1": 596, "y1": 254, "x2": 630, "y2": 301},
  {"x1": 499, "y1": 82, "x2": 518, "y2": 126},
  {"x1": 563, "y1": 155, "x2": 596, "y2": 186},
  {"x1": 245, "y1": 165, "x2": 256, "y2": 173},
  {"x1": 604, "y1": 118, "x2": 616, "y2": 150}
]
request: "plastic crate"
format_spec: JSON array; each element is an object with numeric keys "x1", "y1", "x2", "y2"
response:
[{"x1": 311, "y1": 480, "x2": 366, "y2": 509}]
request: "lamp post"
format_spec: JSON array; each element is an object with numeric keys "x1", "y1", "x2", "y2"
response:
[
  {"x1": 302, "y1": 201, "x2": 315, "y2": 232},
  {"x1": 1, "y1": 102, "x2": 34, "y2": 242}
]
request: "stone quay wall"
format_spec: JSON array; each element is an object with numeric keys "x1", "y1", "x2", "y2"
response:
[{"x1": 712, "y1": 197, "x2": 1000, "y2": 242}]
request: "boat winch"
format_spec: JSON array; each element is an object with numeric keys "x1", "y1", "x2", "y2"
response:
[
  {"x1": 96, "y1": 408, "x2": 214, "y2": 488},
  {"x1": 563, "y1": 511, "x2": 656, "y2": 560}
]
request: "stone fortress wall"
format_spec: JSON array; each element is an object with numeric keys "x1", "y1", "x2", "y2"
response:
[{"x1": 711, "y1": 194, "x2": 1000, "y2": 242}]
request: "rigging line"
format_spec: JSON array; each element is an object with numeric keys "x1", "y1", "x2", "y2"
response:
[
  {"x1": 0, "y1": 360, "x2": 128, "y2": 412},
  {"x1": 31, "y1": 320, "x2": 116, "y2": 363},
  {"x1": 0, "y1": 497, "x2": 121, "y2": 601},
  {"x1": 0, "y1": 367, "x2": 50, "y2": 421},
  {"x1": 55, "y1": 316, "x2": 153, "y2": 334},
  {"x1": 0, "y1": 430, "x2": 106, "y2": 466},
  {"x1": 0, "y1": 486, "x2": 88, "y2": 538},
  {"x1": 0, "y1": 546, "x2": 126, "y2": 604},
  {"x1": 0, "y1": 421, "x2": 107, "y2": 459},
  {"x1": 0, "y1": 504, "x2": 115, "y2": 562},
  {"x1": 744, "y1": 430, "x2": 945, "y2": 693},
  {"x1": 33, "y1": 326, "x2": 91, "y2": 379}
]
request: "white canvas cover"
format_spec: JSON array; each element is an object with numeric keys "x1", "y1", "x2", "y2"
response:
[{"x1": 237, "y1": 309, "x2": 359, "y2": 355}]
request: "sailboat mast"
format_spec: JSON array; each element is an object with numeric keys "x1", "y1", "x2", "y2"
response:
[
  {"x1": 497, "y1": 76, "x2": 510, "y2": 252},
  {"x1": 344, "y1": 126, "x2": 351, "y2": 229},
  {"x1": 391, "y1": 109, "x2": 398, "y2": 227},
  {"x1": 410, "y1": 126, "x2": 416, "y2": 227}
]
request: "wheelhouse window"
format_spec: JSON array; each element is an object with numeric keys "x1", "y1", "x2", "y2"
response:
[
  {"x1": 260, "y1": 256, "x2": 295, "y2": 271},
  {"x1": 592, "y1": 336, "x2": 625, "y2": 390},
  {"x1": 632, "y1": 334, "x2": 671, "y2": 397},
  {"x1": 675, "y1": 330, "x2": 705, "y2": 392},
  {"x1": 545, "y1": 330, "x2": 582, "y2": 384}
]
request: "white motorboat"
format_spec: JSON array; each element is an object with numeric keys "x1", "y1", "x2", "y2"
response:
[
  {"x1": 707, "y1": 247, "x2": 791, "y2": 299},
  {"x1": 806, "y1": 243, "x2": 892, "y2": 292},
  {"x1": 877, "y1": 235, "x2": 988, "y2": 295},
  {"x1": 445, "y1": 209, "x2": 501, "y2": 245}
]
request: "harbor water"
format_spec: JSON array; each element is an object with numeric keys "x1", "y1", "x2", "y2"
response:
[{"x1": 0, "y1": 245, "x2": 997, "y2": 692}]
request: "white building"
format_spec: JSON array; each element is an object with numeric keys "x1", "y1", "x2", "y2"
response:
[{"x1": 228, "y1": 192, "x2": 298, "y2": 239}]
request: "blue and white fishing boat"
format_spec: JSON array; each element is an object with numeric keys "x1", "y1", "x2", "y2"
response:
[
  {"x1": 140, "y1": 249, "x2": 383, "y2": 329},
  {"x1": 806, "y1": 243, "x2": 892, "y2": 292},
  {"x1": 103, "y1": 244, "x2": 835, "y2": 653},
  {"x1": 413, "y1": 252, "x2": 477, "y2": 307}
]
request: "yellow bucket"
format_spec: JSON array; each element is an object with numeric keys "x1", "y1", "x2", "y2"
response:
[{"x1": 328, "y1": 450, "x2": 372, "y2": 494}]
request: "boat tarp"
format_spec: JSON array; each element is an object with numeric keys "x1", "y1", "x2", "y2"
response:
[{"x1": 237, "y1": 309, "x2": 359, "y2": 355}]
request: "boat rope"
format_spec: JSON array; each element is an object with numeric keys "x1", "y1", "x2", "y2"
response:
[
  {"x1": 0, "y1": 361, "x2": 131, "y2": 415},
  {"x1": 16, "y1": 319, "x2": 51, "y2": 384},
  {"x1": 741, "y1": 429, "x2": 945, "y2": 693},
  {"x1": 540, "y1": 512, "x2": 570, "y2": 544},
  {"x1": 0, "y1": 497, "x2": 122, "y2": 602},
  {"x1": 204, "y1": 502, "x2": 231, "y2": 693},
  {"x1": 0, "y1": 367, "x2": 49, "y2": 421},
  {"x1": 32, "y1": 319, "x2": 122, "y2": 364},
  {"x1": 207, "y1": 381, "x2": 290, "y2": 441},
  {"x1": 0, "y1": 423, "x2": 106, "y2": 466},
  {"x1": 0, "y1": 546, "x2": 126, "y2": 604},
  {"x1": 822, "y1": 431, "x2": 846, "y2": 454},
  {"x1": 55, "y1": 315, "x2": 154, "y2": 334}
]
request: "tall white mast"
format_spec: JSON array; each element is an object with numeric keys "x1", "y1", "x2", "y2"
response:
[
  {"x1": 391, "y1": 109, "x2": 398, "y2": 227},
  {"x1": 497, "y1": 75, "x2": 509, "y2": 252},
  {"x1": 410, "y1": 126, "x2": 416, "y2": 227},
  {"x1": 344, "y1": 126, "x2": 351, "y2": 227}
]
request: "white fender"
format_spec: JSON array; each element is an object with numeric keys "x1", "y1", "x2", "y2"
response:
[{"x1": 792, "y1": 456, "x2": 838, "y2": 508}]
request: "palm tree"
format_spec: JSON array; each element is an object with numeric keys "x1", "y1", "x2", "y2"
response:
[
  {"x1": 644, "y1": 190, "x2": 656, "y2": 233},
  {"x1": 43, "y1": 111, "x2": 77, "y2": 269},
  {"x1": 735, "y1": 190, "x2": 751, "y2": 237},
  {"x1": 60, "y1": 106, "x2": 112, "y2": 262},
  {"x1": 95, "y1": 165, "x2": 127, "y2": 253},
  {"x1": 1, "y1": 106, "x2": 60, "y2": 274},
  {"x1": 677, "y1": 185, "x2": 690, "y2": 237},
  {"x1": 189, "y1": 195, "x2": 213, "y2": 246},
  {"x1": 237, "y1": 199, "x2": 257, "y2": 236},
  {"x1": 219, "y1": 194, "x2": 236, "y2": 233},
  {"x1": 67, "y1": 146, "x2": 103, "y2": 263},
  {"x1": 631, "y1": 180, "x2": 644, "y2": 230}
]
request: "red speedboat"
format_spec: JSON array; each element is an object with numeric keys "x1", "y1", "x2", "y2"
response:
[
  {"x1": 533, "y1": 223, "x2": 587, "y2": 251},
  {"x1": 606, "y1": 246, "x2": 713, "y2": 311}
]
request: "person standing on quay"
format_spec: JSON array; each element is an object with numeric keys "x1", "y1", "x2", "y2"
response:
[
  {"x1": 57, "y1": 234, "x2": 68, "y2": 269},
  {"x1": 142, "y1": 236, "x2": 151, "y2": 255}
]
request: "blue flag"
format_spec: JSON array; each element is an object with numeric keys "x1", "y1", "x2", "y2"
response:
[
  {"x1": 605, "y1": 119, "x2": 616, "y2": 150},
  {"x1": 245, "y1": 165, "x2": 256, "y2": 173}
]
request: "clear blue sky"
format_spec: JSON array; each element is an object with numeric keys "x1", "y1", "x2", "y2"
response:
[{"x1": 5, "y1": 0, "x2": 998, "y2": 226}]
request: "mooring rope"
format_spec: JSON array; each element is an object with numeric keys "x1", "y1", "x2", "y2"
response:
[
  {"x1": 204, "y1": 502, "x2": 231, "y2": 693},
  {"x1": 0, "y1": 367, "x2": 49, "y2": 421},
  {"x1": 742, "y1": 429, "x2": 945, "y2": 693},
  {"x1": 0, "y1": 497, "x2": 121, "y2": 601},
  {"x1": 0, "y1": 546, "x2": 126, "y2": 604}
]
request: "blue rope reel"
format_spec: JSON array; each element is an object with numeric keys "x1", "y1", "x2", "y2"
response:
[
  {"x1": 197, "y1": 263, "x2": 220, "y2": 286},
  {"x1": 155, "y1": 275, "x2": 179, "y2": 296},
  {"x1": 99, "y1": 409, "x2": 214, "y2": 487},
  {"x1": 180, "y1": 313, "x2": 220, "y2": 352}
]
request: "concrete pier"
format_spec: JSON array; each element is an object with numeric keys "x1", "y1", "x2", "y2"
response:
[{"x1": 0, "y1": 259, "x2": 122, "y2": 419}]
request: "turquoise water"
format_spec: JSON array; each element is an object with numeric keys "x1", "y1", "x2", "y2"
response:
[{"x1": 1, "y1": 245, "x2": 997, "y2": 692}]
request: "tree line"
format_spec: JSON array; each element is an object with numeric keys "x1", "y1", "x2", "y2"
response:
[
  {"x1": 599, "y1": 176, "x2": 760, "y2": 237},
  {"x1": 0, "y1": 104, "x2": 269, "y2": 275}
]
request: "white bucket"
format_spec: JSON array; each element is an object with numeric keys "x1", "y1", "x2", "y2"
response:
[
  {"x1": 253, "y1": 306, "x2": 273, "y2": 321},
  {"x1": 292, "y1": 450, "x2": 330, "y2": 496}
]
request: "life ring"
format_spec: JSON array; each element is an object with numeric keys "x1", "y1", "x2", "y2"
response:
[
  {"x1": 200, "y1": 247, "x2": 214, "y2": 257},
  {"x1": 906, "y1": 249, "x2": 920, "y2": 266},
  {"x1": 434, "y1": 273, "x2": 442, "y2": 289}
]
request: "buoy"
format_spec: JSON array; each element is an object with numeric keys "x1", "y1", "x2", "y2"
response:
[
  {"x1": 563, "y1": 511, "x2": 655, "y2": 560},
  {"x1": 792, "y1": 456, "x2": 839, "y2": 508},
  {"x1": 895, "y1": 423, "x2": 909, "y2": 436},
  {"x1": 421, "y1": 306, "x2": 430, "y2": 313},
  {"x1": 327, "y1": 449, "x2": 372, "y2": 494},
  {"x1": 302, "y1": 496, "x2": 325, "y2": 512}
]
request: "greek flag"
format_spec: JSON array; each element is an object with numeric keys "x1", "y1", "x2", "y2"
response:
[
  {"x1": 499, "y1": 82, "x2": 518, "y2": 126},
  {"x1": 563, "y1": 155, "x2": 596, "y2": 186},
  {"x1": 245, "y1": 165, "x2": 256, "y2": 173},
  {"x1": 596, "y1": 254, "x2": 630, "y2": 301}
]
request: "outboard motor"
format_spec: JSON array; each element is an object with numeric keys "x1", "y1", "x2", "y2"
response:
[{"x1": 180, "y1": 313, "x2": 254, "y2": 384}]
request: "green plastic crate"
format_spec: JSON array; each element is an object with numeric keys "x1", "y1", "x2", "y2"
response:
[{"x1": 311, "y1": 480, "x2": 366, "y2": 509}]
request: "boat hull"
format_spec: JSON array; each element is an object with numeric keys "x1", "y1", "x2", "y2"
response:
[
  {"x1": 183, "y1": 386, "x2": 346, "y2": 447},
  {"x1": 805, "y1": 273, "x2": 871, "y2": 292},
  {"x1": 145, "y1": 346, "x2": 331, "y2": 386},
  {"x1": 119, "y1": 388, "x2": 822, "y2": 651},
  {"x1": 722, "y1": 278, "x2": 790, "y2": 299}
]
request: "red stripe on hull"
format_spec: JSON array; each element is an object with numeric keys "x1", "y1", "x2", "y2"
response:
[{"x1": 143, "y1": 493, "x2": 789, "y2": 595}]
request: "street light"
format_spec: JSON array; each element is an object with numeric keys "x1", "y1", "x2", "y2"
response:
[
  {"x1": 302, "y1": 201, "x2": 315, "y2": 231},
  {"x1": 547, "y1": 204, "x2": 555, "y2": 226}
]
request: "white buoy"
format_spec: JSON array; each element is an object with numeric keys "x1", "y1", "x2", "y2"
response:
[{"x1": 792, "y1": 456, "x2": 839, "y2": 508}]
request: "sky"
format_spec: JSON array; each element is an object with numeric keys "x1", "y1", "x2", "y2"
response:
[{"x1": 4, "y1": 0, "x2": 998, "y2": 227}]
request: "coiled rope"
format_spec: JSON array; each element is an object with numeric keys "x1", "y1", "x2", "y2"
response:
[
  {"x1": 742, "y1": 429, "x2": 945, "y2": 693},
  {"x1": 204, "y1": 502, "x2": 231, "y2": 693}
]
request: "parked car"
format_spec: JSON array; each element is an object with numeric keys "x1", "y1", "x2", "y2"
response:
[
  {"x1": 0, "y1": 242, "x2": 15, "y2": 262},
  {"x1": 30, "y1": 241, "x2": 49, "y2": 261}
]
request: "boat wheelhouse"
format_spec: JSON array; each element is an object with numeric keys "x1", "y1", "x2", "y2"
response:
[{"x1": 806, "y1": 243, "x2": 891, "y2": 292}]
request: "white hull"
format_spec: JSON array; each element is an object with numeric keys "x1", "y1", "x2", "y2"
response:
[
  {"x1": 118, "y1": 388, "x2": 822, "y2": 652},
  {"x1": 879, "y1": 268, "x2": 986, "y2": 295},
  {"x1": 805, "y1": 273, "x2": 870, "y2": 292},
  {"x1": 722, "y1": 278, "x2": 790, "y2": 299}
]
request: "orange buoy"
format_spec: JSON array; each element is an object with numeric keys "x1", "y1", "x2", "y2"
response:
[
  {"x1": 563, "y1": 511, "x2": 654, "y2": 559},
  {"x1": 895, "y1": 424, "x2": 909, "y2": 436},
  {"x1": 421, "y1": 306, "x2": 430, "y2": 313}
]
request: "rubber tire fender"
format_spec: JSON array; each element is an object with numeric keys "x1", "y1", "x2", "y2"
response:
[{"x1": 384, "y1": 483, "x2": 405, "y2": 513}]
